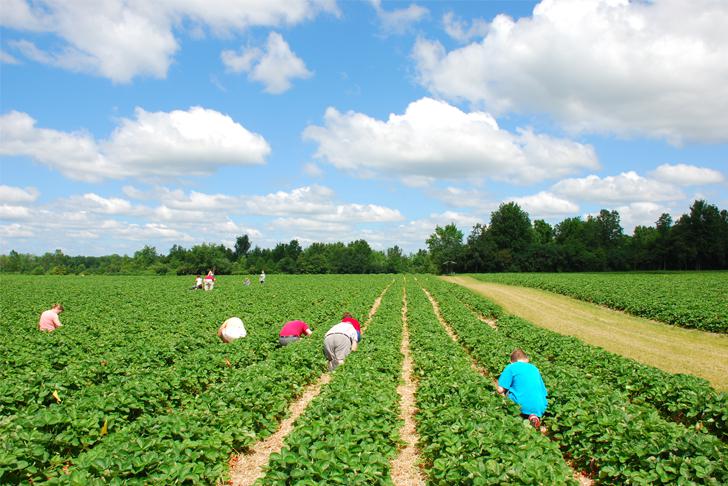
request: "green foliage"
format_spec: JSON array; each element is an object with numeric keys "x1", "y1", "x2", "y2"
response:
[
  {"x1": 405, "y1": 277, "x2": 575, "y2": 484},
  {"x1": 470, "y1": 271, "x2": 728, "y2": 332},
  {"x1": 420, "y1": 276, "x2": 728, "y2": 484},
  {"x1": 262, "y1": 278, "x2": 403, "y2": 484},
  {"x1": 426, "y1": 223, "x2": 464, "y2": 274},
  {"x1": 0, "y1": 275, "x2": 389, "y2": 484},
  {"x1": 2, "y1": 273, "x2": 726, "y2": 484}
]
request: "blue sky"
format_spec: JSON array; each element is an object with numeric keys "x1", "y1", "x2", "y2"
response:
[{"x1": 1, "y1": 0, "x2": 726, "y2": 256}]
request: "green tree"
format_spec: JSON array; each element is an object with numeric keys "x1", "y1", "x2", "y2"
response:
[
  {"x1": 385, "y1": 245, "x2": 407, "y2": 273},
  {"x1": 533, "y1": 220, "x2": 554, "y2": 245},
  {"x1": 298, "y1": 243, "x2": 330, "y2": 274},
  {"x1": 233, "y1": 235, "x2": 251, "y2": 260},
  {"x1": 487, "y1": 202, "x2": 533, "y2": 270},
  {"x1": 687, "y1": 200, "x2": 725, "y2": 269},
  {"x1": 426, "y1": 223, "x2": 464, "y2": 274},
  {"x1": 410, "y1": 249, "x2": 435, "y2": 273},
  {"x1": 654, "y1": 213, "x2": 673, "y2": 270},
  {"x1": 133, "y1": 245, "x2": 158, "y2": 269},
  {"x1": 631, "y1": 225, "x2": 658, "y2": 270},
  {"x1": 463, "y1": 223, "x2": 495, "y2": 272},
  {"x1": 345, "y1": 240, "x2": 373, "y2": 273}
]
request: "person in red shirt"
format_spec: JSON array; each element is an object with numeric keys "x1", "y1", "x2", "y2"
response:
[
  {"x1": 203, "y1": 270, "x2": 216, "y2": 291},
  {"x1": 341, "y1": 312, "x2": 361, "y2": 341},
  {"x1": 279, "y1": 320, "x2": 312, "y2": 346}
]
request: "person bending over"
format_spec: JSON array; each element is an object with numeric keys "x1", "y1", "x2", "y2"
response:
[
  {"x1": 323, "y1": 320, "x2": 359, "y2": 371},
  {"x1": 340, "y1": 312, "x2": 362, "y2": 342},
  {"x1": 279, "y1": 319, "x2": 313, "y2": 346},
  {"x1": 218, "y1": 317, "x2": 247, "y2": 343},
  {"x1": 497, "y1": 348, "x2": 547, "y2": 429},
  {"x1": 38, "y1": 303, "x2": 64, "y2": 332}
]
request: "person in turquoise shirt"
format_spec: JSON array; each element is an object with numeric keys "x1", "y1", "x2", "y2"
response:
[{"x1": 497, "y1": 348, "x2": 548, "y2": 429}]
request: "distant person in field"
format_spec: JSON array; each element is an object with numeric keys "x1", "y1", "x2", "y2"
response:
[
  {"x1": 38, "y1": 304, "x2": 64, "y2": 332},
  {"x1": 323, "y1": 319, "x2": 359, "y2": 371},
  {"x1": 191, "y1": 275, "x2": 203, "y2": 290},
  {"x1": 341, "y1": 312, "x2": 362, "y2": 341},
  {"x1": 259, "y1": 270, "x2": 266, "y2": 285},
  {"x1": 204, "y1": 270, "x2": 216, "y2": 291},
  {"x1": 497, "y1": 348, "x2": 548, "y2": 429},
  {"x1": 243, "y1": 277, "x2": 251, "y2": 287},
  {"x1": 279, "y1": 319, "x2": 313, "y2": 346},
  {"x1": 218, "y1": 317, "x2": 247, "y2": 343}
]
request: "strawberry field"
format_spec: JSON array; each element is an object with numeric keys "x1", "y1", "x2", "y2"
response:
[
  {"x1": 470, "y1": 272, "x2": 728, "y2": 332},
  {"x1": 1, "y1": 274, "x2": 726, "y2": 484}
]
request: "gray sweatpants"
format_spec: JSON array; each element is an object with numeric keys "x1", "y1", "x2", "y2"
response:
[
  {"x1": 323, "y1": 334, "x2": 352, "y2": 370},
  {"x1": 279, "y1": 336, "x2": 300, "y2": 347}
]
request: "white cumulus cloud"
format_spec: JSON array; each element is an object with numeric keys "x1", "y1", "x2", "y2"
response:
[
  {"x1": 552, "y1": 171, "x2": 684, "y2": 204},
  {"x1": 443, "y1": 12, "x2": 489, "y2": 43},
  {"x1": 0, "y1": 204, "x2": 32, "y2": 220},
  {"x1": 511, "y1": 191, "x2": 579, "y2": 217},
  {"x1": 0, "y1": 223, "x2": 33, "y2": 238},
  {"x1": 222, "y1": 32, "x2": 312, "y2": 94},
  {"x1": 649, "y1": 164, "x2": 725, "y2": 186},
  {"x1": 303, "y1": 97, "x2": 598, "y2": 184},
  {"x1": 413, "y1": 0, "x2": 728, "y2": 143},
  {"x1": 1, "y1": 0, "x2": 336, "y2": 83},
  {"x1": 0, "y1": 185, "x2": 39, "y2": 203},
  {"x1": 77, "y1": 193, "x2": 135, "y2": 215},
  {"x1": 0, "y1": 107, "x2": 270, "y2": 182},
  {"x1": 370, "y1": 0, "x2": 428, "y2": 34},
  {"x1": 610, "y1": 202, "x2": 674, "y2": 234}
]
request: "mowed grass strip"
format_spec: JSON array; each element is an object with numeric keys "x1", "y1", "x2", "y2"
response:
[{"x1": 444, "y1": 276, "x2": 728, "y2": 391}]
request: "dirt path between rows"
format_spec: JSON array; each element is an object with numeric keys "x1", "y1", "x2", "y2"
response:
[
  {"x1": 421, "y1": 284, "x2": 593, "y2": 486},
  {"x1": 443, "y1": 276, "x2": 728, "y2": 391},
  {"x1": 390, "y1": 286, "x2": 426, "y2": 486},
  {"x1": 228, "y1": 281, "x2": 393, "y2": 486}
]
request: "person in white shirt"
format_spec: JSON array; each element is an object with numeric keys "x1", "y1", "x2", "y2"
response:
[
  {"x1": 218, "y1": 317, "x2": 247, "y2": 343},
  {"x1": 323, "y1": 320, "x2": 359, "y2": 371},
  {"x1": 259, "y1": 270, "x2": 266, "y2": 285}
]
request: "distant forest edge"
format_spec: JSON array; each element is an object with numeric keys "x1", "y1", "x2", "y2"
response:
[{"x1": 1, "y1": 199, "x2": 726, "y2": 275}]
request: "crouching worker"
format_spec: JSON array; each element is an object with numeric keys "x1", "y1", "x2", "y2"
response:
[
  {"x1": 190, "y1": 275, "x2": 203, "y2": 290},
  {"x1": 322, "y1": 320, "x2": 359, "y2": 371},
  {"x1": 279, "y1": 320, "x2": 312, "y2": 346},
  {"x1": 218, "y1": 317, "x2": 247, "y2": 343},
  {"x1": 497, "y1": 348, "x2": 547, "y2": 429},
  {"x1": 340, "y1": 312, "x2": 362, "y2": 342},
  {"x1": 38, "y1": 303, "x2": 64, "y2": 332}
]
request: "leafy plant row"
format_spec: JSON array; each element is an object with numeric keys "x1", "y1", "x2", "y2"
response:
[
  {"x1": 0, "y1": 275, "x2": 389, "y2": 484},
  {"x1": 470, "y1": 272, "x2": 728, "y2": 332},
  {"x1": 406, "y1": 278, "x2": 576, "y2": 485},
  {"x1": 444, "y1": 279, "x2": 728, "y2": 441},
  {"x1": 262, "y1": 278, "x2": 404, "y2": 484},
  {"x1": 421, "y1": 276, "x2": 728, "y2": 484},
  {"x1": 0, "y1": 277, "x2": 280, "y2": 412},
  {"x1": 0, "y1": 280, "x2": 340, "y2": 481}
]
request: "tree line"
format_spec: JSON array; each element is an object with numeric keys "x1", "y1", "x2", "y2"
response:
[
  {"x1": 0, "y1": 235, "x2": 432, "y2": 275},
  {"x1": 1, "y1": 199, "x2": 726, "y2": 275},
  {"x1": 427, "y1": 199, "x2": 728, "y2": 273}
]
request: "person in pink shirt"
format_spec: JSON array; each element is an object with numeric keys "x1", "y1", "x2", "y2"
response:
[
  {"x1": 203, "y1": 270, "x2": 216, "y2": 291},
  {"x1": 278, "y1": 320, "x2": 312, "y2": 346},
  {"x1": 341, "y1": 312, "x2": 362, "y2": 341},
  {"x1": 38, "y1": 304, "x2": 64, "y2": 332}
]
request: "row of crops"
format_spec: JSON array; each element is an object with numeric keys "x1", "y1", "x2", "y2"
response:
[
  {"x1": 1, "y1": 274, "x2": 726, "y2": 484},
  {"x1": 0, "y1": 275, "x2": 390, "y2": 483},
  {"x1": 418, "y1": 276, "x2": 727, "y2": 484},
  {"x1": 470, "y1": 272, "x2": 728, "y2": 332}
]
